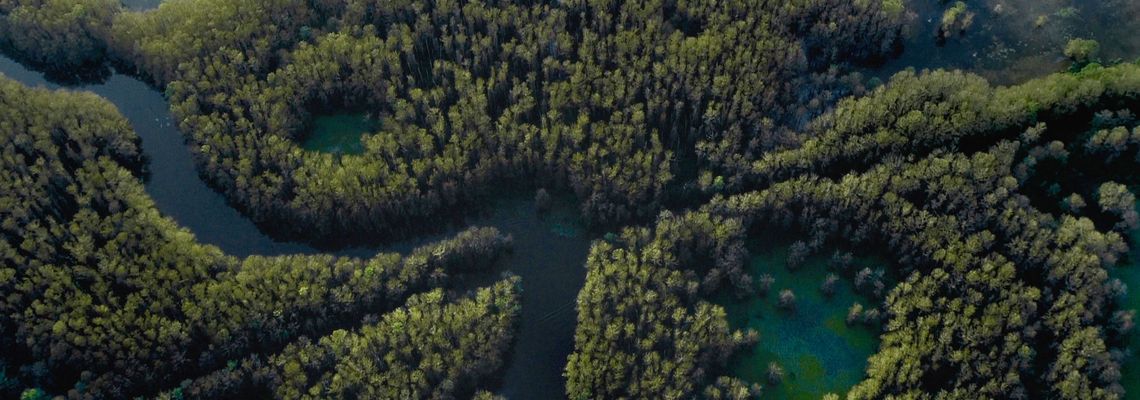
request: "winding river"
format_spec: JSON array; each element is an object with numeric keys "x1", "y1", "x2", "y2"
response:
[
  {"x1": 0, "y1": 54, "x2": 590, "y2": 399},
  {"x1": 6, "y1": 0, "x2": 1140, "y2": 397}
]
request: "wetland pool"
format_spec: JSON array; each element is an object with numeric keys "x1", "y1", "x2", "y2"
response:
[
  {"x1": 715, "y1": 235, "x2": 887, "y2": 399},
  {"x1": 301, "y1": 113, "x2": 377, "y2": 155}
]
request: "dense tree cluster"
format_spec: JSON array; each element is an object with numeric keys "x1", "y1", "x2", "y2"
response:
[
  {"x1": 8, "y1": 1, "x2": 1140, "y2": 399},
  {"x1": 703, "y1": 65, "x2": 1140, "y2": 398},
  {"x1": 567, "y1": 63, "x2": 1140, "y2": 399},
  {"x1": 109, "y1": 0, "x2": 327, "y2": 85},
  {"x1": 1096, "y1": 182, "x2": 1139, "y2": 231},
  {"x1": 1086, "y1": 125, "x2": 1140, "y2": 162},
  {"x1": 564, "y1": 210, "x2": 756, "y2": 399},
  {"x1": 0, "y1": 76, "x2": 516, "y2": 398},
  {"x1": 159, "y1": 279, "x2": 521, "y2": 399},
  {"x1": 0, "y1": 0, "x2": 119, "y2": 73},
  {"x1": 2, "y1": 0, "x2": 904, "y2": 243},
  {"x1": 748, "y1": 63, "x2": 1140, "y2": 184}
]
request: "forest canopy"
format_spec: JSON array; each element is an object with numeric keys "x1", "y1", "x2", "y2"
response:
[
  {"x1": 0, "y1": 74, "x2": 518, "y2": 399},
  {"x1": 6, "y1": 0, "x2": 906, "y2": 244},
  {"x1": 3, "y1": 0, "x2": 1140, "y2": 399},
  {"x1": 565, "y1": 63, "x2": 1140, "y2": 398}
]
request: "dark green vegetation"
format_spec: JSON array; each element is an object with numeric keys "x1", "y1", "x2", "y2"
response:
[
  {"x1": 566, "y1": 63, "x2": 1140, "y2": 398},
  {"x1": 0, "y1": 0, "x2": 118, "y2": 75},
  {"x1": 4, "y1": 0, "x2": 905, "y2": 244},
  {"x1": 4, "y1": 0, "x2": 1140, "y2": 399},
  {"x1": 0, "y1": 75, "x2": 518, "y2": 398},
  {"x1": 565, "y1": 211, "x2": 755, "y2": 399},
  {"x1": 159, "y1": 280, "x2": 520, "y2": 399},
  {"x1": 120, "y1": 0, "x2": 163, "y2": 11}
]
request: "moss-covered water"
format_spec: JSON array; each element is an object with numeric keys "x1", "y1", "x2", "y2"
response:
[
  {"x1": 1115, "y1": 200, "x2": 1140, "y2": 398},
  {"x1": 716, "y1": 235, "x2": 885, "y2": 399},
  {"x1": 120, "y1": 0, "x2": 163, "y2": 11},
  {"x1": 301, "y1": 113, "x2": 377, "y2": 155}
]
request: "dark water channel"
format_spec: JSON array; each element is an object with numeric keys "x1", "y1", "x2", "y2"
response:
[{"x1": 0, "y1": 54, "x2": 590, "y2": 399}]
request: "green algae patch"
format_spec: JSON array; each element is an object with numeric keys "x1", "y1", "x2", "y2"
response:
[
  {"x1": 301, "y1": 113, "x2": 377, "y2": 155},
  {"x1": 1116, "y1": 201, "x2": 1140, "y2": 399},
  {"x1": 121, "y1": 0, "x2": 163, "y2": 11},
  {"x1": 716, "y1": 235, "x2": 883, "y2": 399}
]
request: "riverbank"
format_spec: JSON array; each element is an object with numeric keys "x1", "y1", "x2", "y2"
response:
[{"x1": 0, "y1": 54, "x2": 592, "y2": 399}]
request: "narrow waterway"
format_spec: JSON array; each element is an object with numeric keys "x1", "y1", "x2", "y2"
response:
[
  {"x1": 0, "y1": 54, "x2": 589, "y2": 399},
  {"x1": 7, "y1": 1, "x2": 1140, "y2": 397}
]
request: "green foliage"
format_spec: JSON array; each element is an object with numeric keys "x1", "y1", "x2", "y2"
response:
[
  {"x1": 1086, "y1": 126, "x2": 1140, "y2": 162},
  {"x1": 0, "y1": 0, "x2": 119, "y2": 71},
  {"x1": 702, "y1": 63, "x2": 1140, "y2": 397},
  {"x1": 0, "y1": 0, "x2": 906, "y2": 245},
  {"x1": 1066, "y1": 38, "x2": 1101, "y2": 64},
  {"x1": 7, "y1": 1, "x2": 1140, "y2": 399},
  {"x1": 0, "y1": 0, "x2": 903, "y2": 243},
  {"x1": 702, "y1": 376, "x2": 761, "y2": 400},
  {"x1": 939, "y1": 1, "x2": 973, "y2": 38},
  {"x1": 565, "y1": 211, "x2": 755, "y2": 399},
  {"x1": 109, "y1": 0, "x2": 324, "y2": 85},
  {"x1": 171, "y1": 279, "x2": 521, "y2": 399},
  {"x1": 749, "y1": 64, "x2": 1140, "y2": 184},
  {"x1": 0, "y1": 75, "x2": 514, "y2": 398},
  {"x1": 1096, "y1": 182, "x2": 1139, "y2": 231},
  {"x1": 19, "y1": 388, "x2": 47, "y2": 400},
  {"x1": 766, "y1": 362, "x2": 785, "y2": 385}
]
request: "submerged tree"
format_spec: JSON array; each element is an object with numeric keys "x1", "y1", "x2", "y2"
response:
[
  {"x1": 821, "y1": 274, "x2": 840, "y2": 298},
  {"x1": 777, "y1": 289, "x2": 797, "y2": 312},
  {"x1": 766, "y1": 362, "x2": 785, "y2": 385}
]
